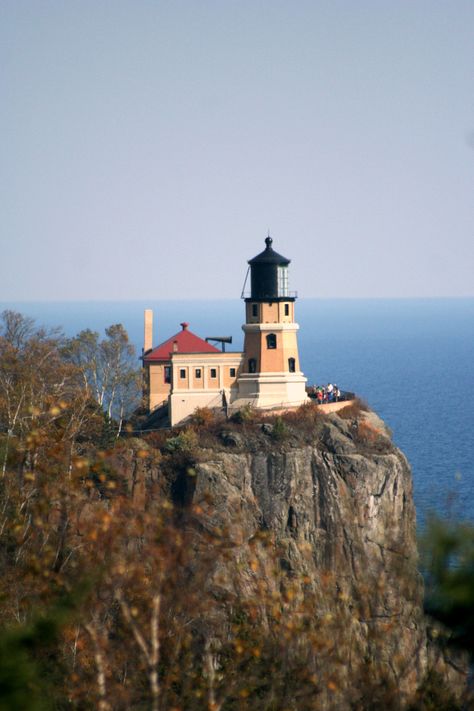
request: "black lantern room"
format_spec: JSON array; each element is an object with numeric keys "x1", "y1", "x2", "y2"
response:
[{"x1": 246, "y1": 237, "x2": 294, "y2": 302}]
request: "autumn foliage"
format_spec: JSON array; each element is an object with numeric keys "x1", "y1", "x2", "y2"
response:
[{"x1": 0, "y1": 311, "x2": 468, "y2": 710}]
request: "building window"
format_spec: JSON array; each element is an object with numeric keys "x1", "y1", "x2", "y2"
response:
[
  {"x1": 210, "y1": 368, "x2": 217, "y2": 379},
  {"x1": 179, "y1": 369, "x2": 186, "y2": 379},
  {"x1": 266, "y1": 333, "x2": 277, "y2": 349},
  {"x1": 164, "y1": 366, "x2": 171, "y2": 383},
  {"x1": 230, "y1": 367, "x2": 236, "y2": 377},
  {"x1": 288, "y1": 357, "x2": 296, "y2": 373},
  {"x1": 248, "y1": 358, "x2": 257, "y2": 374},
  {"x1": 195, "y1": 368, "x2": 202, "y2": 379},
  {"x1": 284, "y1": 303, "x2": 289, "y2": 316},
  {"x1": 251, "y1": 303, "x2": 258, "y2": 318}
]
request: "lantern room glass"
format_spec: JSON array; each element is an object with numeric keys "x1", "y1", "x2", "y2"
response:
[{"x1": 277, "y1": 266, "x2": 289, "y2": 297}]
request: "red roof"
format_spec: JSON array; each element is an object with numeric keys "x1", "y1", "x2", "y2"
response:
[{"x1": 143, "y1": 322, "x2": 220, "y2": 362}]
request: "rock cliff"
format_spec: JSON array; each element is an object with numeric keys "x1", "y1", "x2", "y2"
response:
[{"x1": 125, "y1": 405, "x2": 464, "y2": 708}]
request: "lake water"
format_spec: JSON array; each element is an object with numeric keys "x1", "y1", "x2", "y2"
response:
[{"x1": 2, "y1": 298, "x2": 473, "y2": 525}]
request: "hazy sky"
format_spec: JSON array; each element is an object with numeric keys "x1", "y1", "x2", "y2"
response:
[{"x1": 1, "y1": 1, "x2": 473, "y2": 301}]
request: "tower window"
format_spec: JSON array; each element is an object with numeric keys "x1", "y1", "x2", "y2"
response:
[
  {"x1": 210, "y1": 368, "x2": 217, "y2": 379},
  {"x1": 284, "y1": 303, "x2": 289, "y2": 316},
  {"x1": 288, "y1": 357, "x2": 296, "y2": 373},
  {"x1": 179, "y1": 369, "x2": 186, "y2": 379},
  {"x1": 164, "y1": 366, "x2": 171, "y2": 383},
  {"x1": 266, "y1": 333, "x2": 277, "y2": 349},
  {"x1": 195, "y1": 368, "x2": 202, "y2": 379},
  {"x1": 248, "y1": 358, "x2": 257, "y2": 373},
  {"x1": 251, "y1": 303, "x2": 258, "y2": 318},
  {"x1": 230, "y1": 367, "x2": 236, "y2": 377}
]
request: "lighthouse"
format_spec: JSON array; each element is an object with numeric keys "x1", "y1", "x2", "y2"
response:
[
  {"x1": 236, "y1": 236, "x2": 309, "y2": 410},
  {"x1": 141, "y1": 235, "x2": 310, "y2": 426}
]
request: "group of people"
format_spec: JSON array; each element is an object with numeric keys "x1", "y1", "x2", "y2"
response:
[{"x1": 309, "y1": 383, "x2": 342, "y2": 404}]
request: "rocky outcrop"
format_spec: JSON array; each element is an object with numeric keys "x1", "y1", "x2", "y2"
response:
[{"x1": 120, "y1": 408, "x2": 465, "y2": 708}]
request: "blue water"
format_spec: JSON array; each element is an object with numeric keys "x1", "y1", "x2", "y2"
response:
[{"x1": 2, "y1": 298, "x2": 473, "y2": 525}]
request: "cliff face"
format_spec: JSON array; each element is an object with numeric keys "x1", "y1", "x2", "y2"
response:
[
  {"x1": 189, "y1": 411, "x2": 425, "y2": 704},
  {"x1": 125, "y1": 407, "x2": 463, "y2": 707}
]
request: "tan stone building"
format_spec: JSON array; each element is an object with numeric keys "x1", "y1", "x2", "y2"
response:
[
  {"x1": 142, "y1": 237, "x2": 309, "y2": 426},
  {"x1": 142, "y1": 319, "x2": 242, "y2": 426}
]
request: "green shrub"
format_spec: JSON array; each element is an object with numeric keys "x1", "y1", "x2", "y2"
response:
[
  {"x1": 164, "y1": 429, "x2": 198, "y2": 454},
  {"x1": 271, "y1": 416, "x2": 288, "y2": 441},
  {"x1": 230, "y1": 404, "x2": 255, "y2": 424}
]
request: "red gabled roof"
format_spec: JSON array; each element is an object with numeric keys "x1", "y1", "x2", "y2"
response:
[{"x1": 143, "y1": 322, "x2": 220, "y2": 362}]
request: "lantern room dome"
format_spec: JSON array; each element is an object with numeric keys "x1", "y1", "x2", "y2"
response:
[{"x1": 248, "y1": 236, "x2": 290, "y2": 266}]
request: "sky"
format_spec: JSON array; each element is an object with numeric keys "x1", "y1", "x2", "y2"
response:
[{"x1": 1, "y1": 1, "x2": 473, "y2": 301}]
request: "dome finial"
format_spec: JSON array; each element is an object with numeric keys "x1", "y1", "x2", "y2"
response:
[{"x1": 265, "y1": 232, "x2": 273, "y2": 248}]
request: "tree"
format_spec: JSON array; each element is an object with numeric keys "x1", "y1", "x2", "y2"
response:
[
  {"x1": 64, "y1": 324, "x2": 140, "y2": 435},
  {"x1": 0, "y1": 310, "x2": 36, "y2": 350},
  {"x1": 0, "y1": 311, "x2": 94, "y2": 477},
  {"x1": 422, "y1": 517, "x2": 474, "y2": 657}
]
